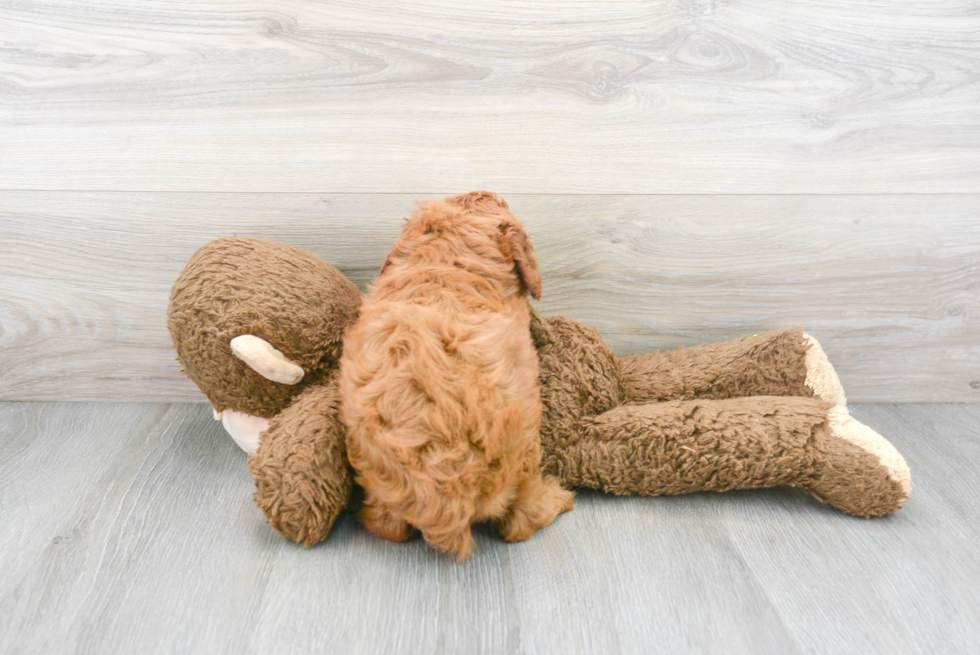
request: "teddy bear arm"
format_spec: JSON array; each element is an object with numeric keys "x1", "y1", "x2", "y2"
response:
[
  {"x1": 248, "y1": 375, "x2": 354, "y2": 546},
  {"x1": 619, "y1": 328, "x2": 844, "y2": 404}
]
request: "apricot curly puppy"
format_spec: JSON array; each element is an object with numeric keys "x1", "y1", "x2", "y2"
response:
[{"x1": 339, "y1": 191, "x2": 574, "y2": 560}]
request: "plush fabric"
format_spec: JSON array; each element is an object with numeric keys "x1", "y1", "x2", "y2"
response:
[
  {"x1": 168, "y1": 222, "x2": 910, "y2": 548},
  {"x1": 618, "y1": 327, "x2": 814, "y2": 403},
  {"x1": 249, "y1": 376, "x2": 352, "y2": 546},
  {"x1": 168, "y1": 237, "x2": 361, "y2": 418},
  {"x1": 531, "y1": 313, "x2": 903, "y2": 516}
]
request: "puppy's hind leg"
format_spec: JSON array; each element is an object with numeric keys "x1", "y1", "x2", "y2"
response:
[
  {"x1": 419, "y1": 521, "x2": 476, "y2": 562},
  {"x1": 359, "y1": 491, "x2": 413, "y2": 543},
  {"x1": 499, "y1": 476, "x2": 574, "y2": 543}
]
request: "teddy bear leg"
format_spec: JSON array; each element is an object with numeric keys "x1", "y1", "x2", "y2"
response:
[
  {"x1": 559, "y1": 396, "x2": 822, "y2": 495},
  {"x1": 497, "y1": 475, "x2": 575, "y2": 543},
  {"x1": 805, "y1": 406, "x2": 910, "y2": 517},
  {"x1": 550, "y1": 396, "x2": 909, "y2": 516},
  {"x1": 249, "y1": 376, "x2": 354, "y2": 546},
  {"x1": 619, "y1": 328, "x2": 844, "y2": 404},
  {"x1": 801, "y1": 332, "x2": 846, "y2": 405}
]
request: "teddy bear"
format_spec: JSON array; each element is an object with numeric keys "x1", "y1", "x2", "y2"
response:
[{"x1": 167, "y1": 193, "x2": 911, "y2": 547}]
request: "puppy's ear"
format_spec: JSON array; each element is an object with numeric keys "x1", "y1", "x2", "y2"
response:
[{"x1": 500, "y1": 222, "x2": 542, "y2": 300}]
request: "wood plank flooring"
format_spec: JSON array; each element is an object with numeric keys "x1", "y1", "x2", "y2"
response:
[{"x1": 1, "y1": 402, "x2": 977, "y2": 654}]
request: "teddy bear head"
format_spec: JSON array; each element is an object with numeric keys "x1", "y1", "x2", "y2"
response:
[{"x1": 168, "y1": 237, "x2": 361, "y2": 418}]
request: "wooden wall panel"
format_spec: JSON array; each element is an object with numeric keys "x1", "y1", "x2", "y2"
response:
[
  {"x1": 1, "y1": 192, "x2": 976, "y2": 402},
  {"x1": 1, "y1": 0, "x2": 978, "y2": 193}
]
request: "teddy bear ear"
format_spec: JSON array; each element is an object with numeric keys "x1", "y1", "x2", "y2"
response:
[
  {"x1": 230, "y1": 335, "x2": 305, "y2": 385},
  {"x1": 500, "y1": 221, "x2": 542, "y2": 300}
]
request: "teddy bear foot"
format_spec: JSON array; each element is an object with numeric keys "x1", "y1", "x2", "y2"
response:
[
  {"x1": 212, "y1": 407, "x2": 270, "y2": 454},
  {"x1": 802, "y1": 333, "x2": 846, "y2": 406},
  {"x1": 805, "y1": 406, "x2": 910, "y2": 517}
]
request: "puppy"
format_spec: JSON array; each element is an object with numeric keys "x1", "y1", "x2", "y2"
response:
[{"x1": 339, "y1": 191, "x2": 574, "y2": 560}]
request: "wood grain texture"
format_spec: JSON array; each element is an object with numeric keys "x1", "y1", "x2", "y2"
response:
[
  {"x1": 721, "y1": 403, "x2": 980, "y2": 655},
  {"x1": 2, "y1": 191, "x2": 977, "y2": 403},
  {"x1": 1, "y1": 0, "x2": 978, "y2": 193},
  {"x1": 1, "y1": 401, "x2": 977, "y2": 654}
]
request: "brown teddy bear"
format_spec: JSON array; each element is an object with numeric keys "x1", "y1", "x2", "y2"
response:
[{"x1": 168, "y1": 193, "x2": 910, "y2": 548}]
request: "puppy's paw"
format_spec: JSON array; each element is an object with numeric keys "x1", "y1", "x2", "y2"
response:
[
  {"x1": 360, "y1": 499, "x2": 413, "y2": 543},
  {"x1": 422, "y1": 526, "x2": 475, "y2": 562},
  {"x1": 499, "y1": 477, "x2": 574, "y2": 543}
]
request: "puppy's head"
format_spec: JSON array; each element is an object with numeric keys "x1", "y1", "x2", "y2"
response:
[{"x1": 380, "y1": 191, "x2": 542, "y2": 300}]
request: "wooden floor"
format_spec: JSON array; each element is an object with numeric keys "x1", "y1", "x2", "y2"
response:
[{"x1": 1, "y1": 402, "x2": 977, "y2": 655}]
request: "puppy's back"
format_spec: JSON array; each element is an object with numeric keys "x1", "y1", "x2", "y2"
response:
[{"x1": 340, "y1": 194, "x2": 570, "y2": 559}]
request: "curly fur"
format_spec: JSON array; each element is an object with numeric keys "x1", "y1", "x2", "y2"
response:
[{"x1": 339, "y1": 191, "x2": 573, "y2": 560}]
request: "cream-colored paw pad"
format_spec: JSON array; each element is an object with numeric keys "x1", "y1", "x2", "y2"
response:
[
  {"x1": 803, "y1": 333, "x2": 847, "y2": 406},
  {"x1": 828, "y1": 405, "x2": 911, "y2": 497}
]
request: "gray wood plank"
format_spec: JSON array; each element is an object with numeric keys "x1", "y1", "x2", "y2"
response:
[
  {"x1": 2, "y1": 192, "x2": 977, "y2": 403},
  {"x1": 0, "y1": 402, "x2": 277, "y2": 654},
  {"x1": 247, "y1": 494, "x2": 803, "y2": 655},
  {"x1": 0, "y1": 401, "x2": 797, "y2": 655},
  {"x1": 722, "y1": 404, "x2": 980, "y2": 655},
  {"x1": 0, "y1": 402, "x2": 161, "y2": 599},
  {"x1": 1, "y1": 1, "x2": 978, "y2": 193},
  {"x1": 503, "y1": 494, "x2": 803, "y2": 655},
  {"x1": 1, "y1": 402, "x2": 977, "y2": 654}
]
